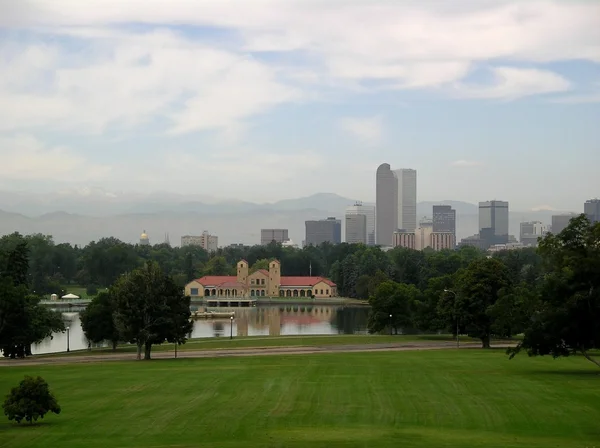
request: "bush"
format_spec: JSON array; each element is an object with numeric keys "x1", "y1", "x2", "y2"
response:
[
  {"x1": 86, "y1": 284, "x2": 99, "y2": 296},
  {"x1": 3, "y1": 376, "x2": 61, "y2": 424}
]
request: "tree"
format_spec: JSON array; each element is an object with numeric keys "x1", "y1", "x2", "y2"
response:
[
  {"x1": 509, "y1": 215, "x2": 600, "y2": 368},
  {"x1": 441, "y1": 257, "x2": 512, "y2": 348},
  {"x1": 80, "y1": 291, "x2": 119, "y2": 350},
  {"x1": 112, "y1": 261, "x2": 193, "y2": 360},
  {"x1": 368, "y1": 281, "x2": 419, "y2": 334},
  {"x1": 0, "y1": 241, "x2": 64, "y2": 358},
  {"x1": 3, "y1": 376, "x2": 61, "y2": 424}
]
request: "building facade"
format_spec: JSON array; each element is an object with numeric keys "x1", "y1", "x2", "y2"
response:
[
  {"x1": 260, "y1": 228, "x2": 289, "y2": 245},
  {"x1": 430, "y1": 232, "x2": 456, "y2": 251},
  {"x1": 520, "y1": 221, "x2": 546, "y2": 247},
  {"x1": 393, "y1": 230, "x2": 415, "y2": 249},
  {"x1": 181, "y1": 230, "x2": 218, "y2": 252},
  {"x1": 345, "y1": 213, "x2": 367, "y2": 244},
  {"x1": 376, "y1": 163, "x2": 398, "y2": 246},
  {"x1": 184, "y1": 259, "x2": 337, "y2": 298},
  {"x1": 346, "y1": 202, "x2": 375, "y2": 246},
  {"x1": 432, "y1": 205, "x2": 456, "y2": 235},
  {"x1": 479, "y1": 200, "x2": 509, "y2": 249},
  {"x1": 305, "y1": 217, "x2": 342, "y2": 246},
  {"x1": 585, "y1": 199, "x2": 600, "y2": 224},
  {"x1": 394, "y1": 168, "x2": 417, "y2": 232},
  {"x1": 551, "y1": 213, "x2": 578, "y2": 234},
  {"x1": 414, "y1": 217, "x2": 433, "y2": 251}
]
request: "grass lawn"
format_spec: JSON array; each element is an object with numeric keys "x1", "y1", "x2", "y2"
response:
[
  {"x1": 1, "y1": 350, "x2": 599, "y2": 448},
  {"x1": 39, "y1": 334, "x2": 502, "y2": 357}
]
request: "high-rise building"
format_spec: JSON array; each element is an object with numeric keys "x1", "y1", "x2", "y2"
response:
[
  {"x1": 585, "y1": 199, "x2": 600, "y2": 224},
  {"x1": 479, "y1": 200, "x2": 509, "y2": 249},
  {"x1": 181, "y1": 231, "x2": 218, "y2": 252},
  {"x1": 415, "y1": 217, "x2": 433, "y2": 251},
  {"x1": 305, "y1": 217, "x2": 342, "y2": 246},
  {"x1": 393, "y1": 230, "x2": 415, "y2": 249},
  {"x1": 551, "y1": 213, "x2": 578, "y2": 234},
  {"x1": 346, "y1": 202, "x2": 375, "y2": 246},
  {"x1": 394, "y1": 168, "x2": 417, "y2": 232},
  {"x1": 376, "y1": 163, "x2": 398, "y2": 247},
  {"x1": 260, "y1": 229, "x2": 289, "y2": 245},
  {"x1": 432, "y1": 205, "x2": 456, "y2": 235},
  {"x1": 520, "y1": 221, "x2": 546, "y2": 247},
  {"x1": 345, "y1": 214, "x2": 367, "y2": 244},
  {"x1": 431, "y1": 233, "x2": 456, "y2": 251}
]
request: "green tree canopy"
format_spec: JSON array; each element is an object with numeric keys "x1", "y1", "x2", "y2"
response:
[
  {"x1": 368, "y1": 280, "x2": 420, "y2": 334},
  {"x1": 80, "y1": 291, "x2": 120, "y2": 350},
  {"x1": 3, "y1": 376, "x2": 61, "y2": 424},
  {"x1": 510, "y1": 215, "x2": 600, "y2": 367}
]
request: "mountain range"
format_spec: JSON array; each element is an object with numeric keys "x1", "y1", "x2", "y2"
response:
[{"x1": 0, "y1": 190, "x2": 576, "y2": 247}]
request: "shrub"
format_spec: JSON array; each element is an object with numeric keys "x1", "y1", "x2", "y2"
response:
[
  {"x1": 3, "y1": 376, "x2": 61, "y2": 424},
  {"x1": 86, "y1": 284, "x2": 99, "y2": 296}
]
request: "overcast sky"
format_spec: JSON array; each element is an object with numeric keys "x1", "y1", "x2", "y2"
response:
[{"x1": 0, "y1": 0, "x2": 598, "y2": 211}]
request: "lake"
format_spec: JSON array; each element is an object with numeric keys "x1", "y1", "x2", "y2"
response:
[{"x1": 32, "y1": 305, "x2": 370, "y2": 355}]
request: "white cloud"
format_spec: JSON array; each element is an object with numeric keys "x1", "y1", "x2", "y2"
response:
[
  {"x1": 450, "y1": 160, "x2": 484, "y2": 167},
  {"x1": 0, "y1": 135, "x2": 111, "y2": 181},
  {"x1": 454, "y1": 67, "x2": 571, "y2": 100},
  {"x1": 338, "y1": 116, "x2": 384, "y2": 144}
]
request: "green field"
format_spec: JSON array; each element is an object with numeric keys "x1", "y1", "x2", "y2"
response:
[{"x1": 1, "y1": 350, "x2": 599, "y2": 448}]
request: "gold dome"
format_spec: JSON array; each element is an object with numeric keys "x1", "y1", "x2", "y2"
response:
[{"x1": 140, "y1": 230, "x2": 149, "y2": 240}]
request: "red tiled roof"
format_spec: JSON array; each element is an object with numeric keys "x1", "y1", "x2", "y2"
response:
[
  {"x1": 193, "y1": 275, "x2": 336, "y2": 288},
  {"x1": 194, "y1": 276, "x2": 237, "y2": 287},
  {"x1": 280, "y1": 276, "x2": 336, "y2": 287},
  {"x1": 257, "y1": 269, "x2": 269, "y2": 276}
]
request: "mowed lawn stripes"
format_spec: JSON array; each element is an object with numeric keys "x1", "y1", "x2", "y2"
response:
[{"x1": 0, "y1": 350, "x2": 599, "y2": 448}]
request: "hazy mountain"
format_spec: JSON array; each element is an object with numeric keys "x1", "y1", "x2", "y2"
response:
[{"x1": 0, "y1": 190, "x2": 577, "y2": 247}]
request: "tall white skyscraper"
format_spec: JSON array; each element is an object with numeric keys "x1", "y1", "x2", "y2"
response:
[
  {"x1": 346, "y1": 202, "x2": 376, "y2": 246},
  {"x1": 376, "y1": 163, "x2": 398, "y2": 246},
  {"x1": 394, "y1": 168, "x2": 417, "y2": 232}
]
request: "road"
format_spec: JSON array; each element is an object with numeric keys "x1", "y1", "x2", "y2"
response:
[{"x1": 0, "y1": 341, "x2": 514, "y2": 367}]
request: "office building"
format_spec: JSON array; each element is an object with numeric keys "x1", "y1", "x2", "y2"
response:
[
  {"x1": 585, "y1": 199, "x2": 600, "y2": 224},
  {"x1": 394, "y1": 168, "x2": 417, "y2": 232},
  {"x1": 376, "y1": 163, "x2": 398, "y2": 246},
  {"x1": 393, "y1": 230, "x2": 415, "y2": 249},
  {"x1": 520, "y1": 221, "x2": 546, "y2": 247},
  {"x1": 181, "y1": 231, "x2": 218, "y2": 252},
  {"x1": 479, "y1": 200, "x2": 509, "y2": 249},
  {"x1": 433, "y1": 205, "x2": 456, "y2": 235},
  {"x1": 260, "y1": 229, "x2": 289, "y2": 245},
  {"x1": 346, "y1": 202, "x2": 376, "y2": 246},
  {"x1": 551, "y1": 213, "x2": 578, "y2": 234},
  {"x1": 415, "y1": 217, "x2": 433, "y2": 251},
  {"x1": 305, "y1": 217, "x2": 342, "y2": 246},
  {"x1": 431, "y1": 233, "x2": 456, "y2": 251},
  {"x1": 345, "y1": 213, "x2": 367, "y2": 244}
]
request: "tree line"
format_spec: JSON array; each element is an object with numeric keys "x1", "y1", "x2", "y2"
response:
[{"x1": 1, "y1": 214, "x2": 599, "y2": 366}]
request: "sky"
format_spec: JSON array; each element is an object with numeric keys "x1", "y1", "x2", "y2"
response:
[{"x1": 0, "y1": 0, "x2": 599, "y2": 211}]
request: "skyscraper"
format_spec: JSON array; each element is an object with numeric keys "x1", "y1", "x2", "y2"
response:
[
  {"x1": 478, "y1": 200, "x2": 509, "y2": 249},
  {"x1": 260, "y1": 229, "x2": 289, "y2": 245},
  {"x1": 346, "y1": 202, "x2": 375, "y2": 246},
  {"x1": 585, "y1": 199, "x2": 600, "y2": 224},
  {"x1": 345, "y1": 214, "x2": 367, "y2": 244},
  {"x1": 394, "y1": 168, "x2": 417, "y2": 232},
  {"x1": 519, "y1": 221, "x2": 546, "y2": 247},
  {"x1": 376, "y1": 163, "x2": 398, "y2": 246},
  {"x1": 305, "y1": 218, "x2": 342, "y2": 246},
  {"x1": 551, "y1": 213, "x2": 578, "y2": 234},
  {"x1": 432, "y1": 205, "x2": 456, "y2": 235}
]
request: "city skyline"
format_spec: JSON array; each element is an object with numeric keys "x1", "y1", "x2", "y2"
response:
[{"x1": 0, "y1": 1, "x2": 598, "y2": 211}]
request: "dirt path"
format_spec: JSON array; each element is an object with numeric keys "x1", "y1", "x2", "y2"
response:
[{"x1": 0, "y1": 341, "x2": 514, "y2": 367}]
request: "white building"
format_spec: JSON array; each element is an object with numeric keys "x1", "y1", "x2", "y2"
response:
[
  {"x1": 394, "y1": 168, "x2": 417, "y2": 232},
  {"x1": 414, "y1": 217, "x2": 433, "y2": 251},
  {"x1": 346, "y1": 202, "x2": 375, "y2": 246},
  {"x1": 181, "y1": 230, "x2": 218, "y2": 252},
  {"x1": 520, "y1": 221, "x2": 547, "y2": 247},
  {"x1": 345, "y1": 213, "x2": 367, "y2": 244}
]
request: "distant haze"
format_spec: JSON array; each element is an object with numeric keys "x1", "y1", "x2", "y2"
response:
[{"x1": 0, "y1": 191, "x2": 577, "y2": 247}]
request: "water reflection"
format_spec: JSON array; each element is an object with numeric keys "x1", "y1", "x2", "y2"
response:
[{"x1": 31, "y1": 305, "x2": 369, "y2": 355}]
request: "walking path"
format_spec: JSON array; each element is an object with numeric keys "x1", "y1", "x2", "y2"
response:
[{"x1": 0, "y1": 341, "x2": 514, "y2": 367}]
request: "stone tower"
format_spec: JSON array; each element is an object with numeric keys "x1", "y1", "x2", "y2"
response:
[
  {"x1": 237, "y1": 260, "x2": 248, "y2": 285},
  {"x1": 268, "y1": 260, "x2": 281, "y2": 297}
]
